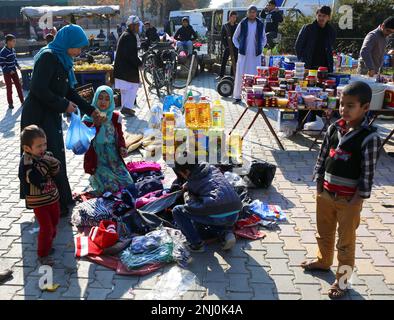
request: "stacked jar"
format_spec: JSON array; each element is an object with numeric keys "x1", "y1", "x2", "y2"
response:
[
  {"x1": 317, "y1": 67, "x2": 328, "y2": 82},
  {"x1": 294, "y1": 62, "x2": 305, "y2": 79}
]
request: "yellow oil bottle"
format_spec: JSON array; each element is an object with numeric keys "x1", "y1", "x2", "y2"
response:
[
  {"x1": 228, "y1": 133, "x2": 243, "y2": 164},
  {"x1": 184, "y1": 96, "x2": 198, "y2": 129},
  {"x1": 210, "y1": 100, "x2": 225, "y2": 128},
  {"x1": 162, "y1": 112, "x2": 175, "y2": 162},
  {"x1": 196, "y1": 96, "x2": 211, "y2": 129}
]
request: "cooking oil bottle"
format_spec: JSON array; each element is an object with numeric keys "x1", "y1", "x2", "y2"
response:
[
  {"x1": 211, "y1": 100, "x2": 225, "y2": 128},
  {"x1": 184, "y1": 96, "x2": 198, "y2": 129},
  {"x1": 228, "y1": 133, "x2": 243, "y2": 164},
  {"x1": 162, "y1": 112, "x2": 175, "y2": 162},
  {"x1": 196, "y1": 96, "x2": 211, "y2": 129}
]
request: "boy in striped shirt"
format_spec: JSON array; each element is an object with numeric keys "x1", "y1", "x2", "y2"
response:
[
  {"x1": 0, "y1": 34, "x2": 24, "y2": 109},
  {"x1": 19, "y1": 125, "x2": 61, "y2": 266},
  {"x1": 301, "y1": 81, "x2": 381, "y2": 299}
]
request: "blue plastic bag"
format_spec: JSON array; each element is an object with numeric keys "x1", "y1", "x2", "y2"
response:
[
  {"x1": 65, "y1": 108, "x2": 96, "y2": 155},
  {"x1": 163, "y1": 95, "x2": 183, "y2": 112}
]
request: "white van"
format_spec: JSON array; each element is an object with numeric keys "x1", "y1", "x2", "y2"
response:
[{"x1": 169, "y1": 11, "x2": 208, "y2": 38}]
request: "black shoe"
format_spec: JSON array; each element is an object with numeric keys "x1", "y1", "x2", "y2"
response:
[
  {"x1": 0, "y1": 269, "x2": 13, "y2": 284},
  {"x1": 187, "y1": 241, "x2": 206, "y2": 253},
  {"x1": 8, "y1": 104, "x2": 14, "y2": 109},
  {"x1": 233, "y1": 99, "x2": 242, "y2": 104}
]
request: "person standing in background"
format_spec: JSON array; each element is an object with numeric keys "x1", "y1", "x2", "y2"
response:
[
  {"x1": 114, "y1": 16, "x2": 142, "y2": 117},
  {"x1": 0, "y1": 34, "x2": 24, "y2": 109},
  {"x1": 358, "y1": 17, "x2": 394, "y2": 77},
  {"x1": 217, "y1": 11, "x2": 238, "y2": 80},
  {"x1": 260, "y1": 0, "x2": 283, "y2": 49},
  {"x1": 295, "y1": 6, "x2": 336, "y2": 72},
  {"x1": 232, "y1": 5, "x2": 266, "y2": 104}
]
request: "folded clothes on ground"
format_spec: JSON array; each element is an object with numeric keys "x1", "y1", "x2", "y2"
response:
[
  {"x1": 71, "y1": 198, "x2": 116, "y2": 227},
  {"x1": 75, "y1": 220, "x2": 119, "y2": 257},
  {"x1": 126, "y1": 161, "x2": 162, "y2": 173},
  {"x1": 247, "y1": 200, "x2": 286, "y2": 222},
  {"x1": 120, "y1": 227, "x2": 190, "y2": 269}
]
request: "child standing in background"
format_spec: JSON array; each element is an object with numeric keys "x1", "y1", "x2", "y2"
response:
[{"x1": 0, "y1": 34, "x2": 24, "y2": 109}]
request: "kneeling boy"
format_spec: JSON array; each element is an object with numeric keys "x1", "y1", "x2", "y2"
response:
[{"x1": 172, "y1": 160, "x2": 242, "y2": 252}]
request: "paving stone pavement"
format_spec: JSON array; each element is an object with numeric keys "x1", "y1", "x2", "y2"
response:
[{"x1": 0, "y1": 72, "x2": 393, "y2": 300}]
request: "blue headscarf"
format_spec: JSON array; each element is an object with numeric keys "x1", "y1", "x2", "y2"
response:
[
  {"x1": 34, "y1": 24, "x2": 88, "y2": 88},
  {"x1": 82, "y1": 85, "x2": 115, "y2": 144}
]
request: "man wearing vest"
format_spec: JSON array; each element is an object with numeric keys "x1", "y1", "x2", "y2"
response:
[
  {"x1": 232, "y1": 5, "x2": 266, "y2": 104},
  {"x1": 302, "y1": 81, "x2": 382, "y2": 299}
]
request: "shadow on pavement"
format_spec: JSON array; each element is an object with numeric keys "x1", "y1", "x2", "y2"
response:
[{"x1": 0, "y1": 107, "x2": 23, "y2": 138}]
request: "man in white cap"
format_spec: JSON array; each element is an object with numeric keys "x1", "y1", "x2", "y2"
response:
[
  {"x1": 232, "y1": 5, "x2": 266, "y2": 104},
  {"x1": 114, "y1": 15, "x2": 142, "y2": 117}
]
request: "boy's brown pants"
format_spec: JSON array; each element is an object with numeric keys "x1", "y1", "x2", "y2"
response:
[{"x1": 315, "y1": 189, "x2": 363, "y2": 281}]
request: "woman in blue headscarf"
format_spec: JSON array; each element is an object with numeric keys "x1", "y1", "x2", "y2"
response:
[
  {"x1": 21, "y1": 24, "x2": 104, "y2": 216},
  {"x1": 82, "y1": 85, "x2": 133, "y2": 195}
]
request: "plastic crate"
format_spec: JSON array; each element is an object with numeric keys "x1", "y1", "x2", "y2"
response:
[
  {"x1": 277, "y1": 110, "x2": 298, "y2": 132},
  {"x1": 282, "y1": 61, "x2": 295, "y2": 71},
  {"x1": 75, "y1": 71, "x2": 107, "y2": 90},
  {"x1": 21, "y1": 68, "x2": 33, "y2": 91},
  {"x1": 327, "y1": 73, "x2": 351, "y2": 86}
]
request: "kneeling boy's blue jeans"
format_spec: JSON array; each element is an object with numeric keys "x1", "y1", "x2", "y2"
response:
[{"x1": 172, "y1": 205, "x2": 239, "y2": 245}]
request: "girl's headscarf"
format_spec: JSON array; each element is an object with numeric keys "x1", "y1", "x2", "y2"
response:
[
  {"x1": 34, "y1": 24, "x2": 88, "y2": 88},
  {"x1": 82, "y1": 85, "x2": 115, "y2": 144}
]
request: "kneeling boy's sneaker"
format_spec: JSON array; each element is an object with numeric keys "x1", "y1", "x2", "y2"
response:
[
  {"x1": 221, "y1": 232, "x2": 236, "y2": 251},
  {"x1": 187, "y1": 241, "x2": 205, "y2": 253}
]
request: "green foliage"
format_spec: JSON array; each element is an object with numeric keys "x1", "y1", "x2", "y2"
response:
[
  {"x1": 277, "y1": 14, "x2": 314, "y2": 54},
  {"x1": 332, "y1": 0, "x2": 394, "y2": 55}
]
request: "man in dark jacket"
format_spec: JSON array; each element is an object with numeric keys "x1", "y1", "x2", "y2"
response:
[
  {"x1": 172, "y1": 160, "x2": 242, "y2": 252},
  {"x1": 114, "y1": 15, "x2": 142, "y2": 117},
  {"x1": 144, "y1": 21, "x2": 160, "y2": 46},
  {"x1": 217, "y1": 11, "x2": 239, "y2": 80},
  {"x1": 260, "y1": 0, "x2": 283, "y2": 49},
  {"x1": 174, "y1": 17, "x2": 198, "y2": 55},
  {"x1": 295, "y1": 6, "x2": 336, "y2": 72}
]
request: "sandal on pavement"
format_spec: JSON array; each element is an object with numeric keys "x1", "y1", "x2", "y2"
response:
[
  {"x1": 301, "y1": 260, "x2": 330, "y2": 272},
  {"x1": 328, "y1": 282, "x2": 348, "y2": 299}
]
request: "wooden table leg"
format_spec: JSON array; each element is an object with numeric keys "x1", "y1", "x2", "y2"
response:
[
  {"x1": 241, "y1": 109, "x2": 261, "y2": 141},
  {"x1": 259, "y1": 109, "x2": 285, "y2": 150},
  {"x1": 229, "y1": 107, "x2": 249, "y2": 135},
  {"x1": 298, "y1": 110, "x2": 311, "y2": 131}
]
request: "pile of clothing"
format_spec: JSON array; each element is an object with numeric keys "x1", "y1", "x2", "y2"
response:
[
  {"x1": 120, "y1": 227, "x2": 190, "y2": 269},
  {"x1": 71, "y1": 161, "x2": 188, "y2": 275}
]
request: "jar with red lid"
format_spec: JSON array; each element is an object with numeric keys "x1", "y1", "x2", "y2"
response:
[
  {"x1": 307, "y1": 76, "x2": 317, "y2": 87},
  {"x1": 317, "y1": 67, "x2": 328, "y2": 81},
  {"x1": 325, "y1": 79, "x2": 336, "y2": 89}
]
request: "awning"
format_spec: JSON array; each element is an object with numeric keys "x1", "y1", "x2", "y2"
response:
[{"x1": 20, "y1": 5, "x2": 120, "y2": 19}]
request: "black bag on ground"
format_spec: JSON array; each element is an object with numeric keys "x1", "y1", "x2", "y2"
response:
[{"x1": 245, "y1": 160, "x2": 276, "y2": 189}]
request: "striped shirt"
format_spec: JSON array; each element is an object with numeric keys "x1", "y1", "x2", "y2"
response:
[
  {"x1": 19, "y1": 152, "x2": 60, "y2": 209},
  {"x1": 0, "y1": 46, "x2": 19, "y2": 74},
  {"x1": 314, "y1": 117, "x2": 382, "y2": 199}
]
